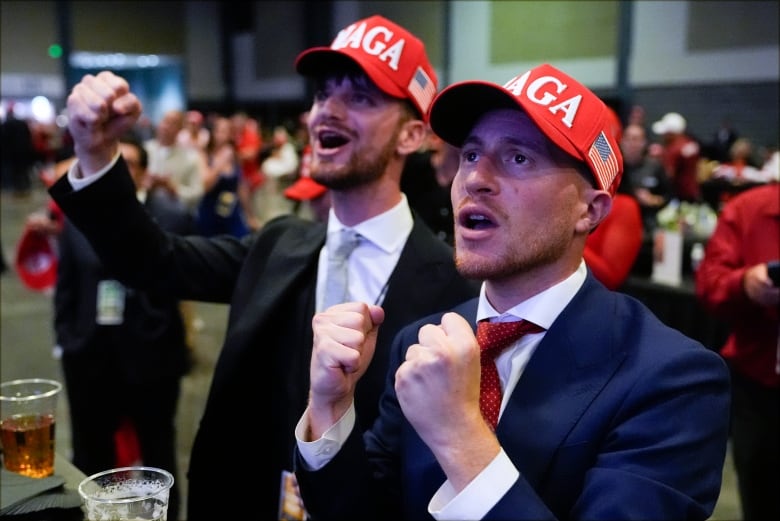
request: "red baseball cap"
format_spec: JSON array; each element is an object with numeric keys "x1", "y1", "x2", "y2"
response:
[
  {"x1": 284, "y1": 143, "x2": 327, "y2": 201},
  {"x1": 284, "y1": 176, "x2": 328, "y2": 201},
  {"x1": 295, "y1": 15, "x2": 438, "y2": 119},
  {"x1": 15, "y1": 225, "x2": 57, "y2": 292},
  {"x1": 428, "y1": 63, "x2": 623, "y2": 196}
]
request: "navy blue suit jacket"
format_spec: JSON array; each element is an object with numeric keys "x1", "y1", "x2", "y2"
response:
[
  {"x1": 296, "y1": 274, "x2": 731, "y2": 520},
  {"x1": 49, "y1": 159, "x2": 479, "y2": 520}
]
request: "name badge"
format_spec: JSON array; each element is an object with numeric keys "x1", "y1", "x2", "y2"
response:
[{"x1": 96, "y1": 279, "x2": 125, "y2": 325}]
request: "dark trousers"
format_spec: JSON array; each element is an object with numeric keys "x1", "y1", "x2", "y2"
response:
[
  {"x1": 62, "y1": 352, "x2": 182, "y2": 521},
  {"x1": 729, "y1": 368, "x2": 779, "y2": 521}
]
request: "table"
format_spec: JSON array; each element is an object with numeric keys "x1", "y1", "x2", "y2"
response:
[{"x1": 55, "y1": 453, "x2": 86, "y2": 495}]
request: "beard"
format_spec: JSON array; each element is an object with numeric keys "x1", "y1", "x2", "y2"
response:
[
  {"x1": 454, "y1": 214, "x2": 571, "y2": 281},
  {"x1": 310, "y1": 130, "x2": 400, "y2": 191}
]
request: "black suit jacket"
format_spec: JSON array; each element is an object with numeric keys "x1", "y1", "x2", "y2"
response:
[
  {"x1": 54, "y1": 195, "x2": 193, "y2": 384},
  {"x1": 50, "y1": 160, "x2": 479, "y2": 520}
]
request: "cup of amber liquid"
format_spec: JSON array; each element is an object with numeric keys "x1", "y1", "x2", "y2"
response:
[{"x1": 0, "y1": 378, "x2": 62, "y2": 478}]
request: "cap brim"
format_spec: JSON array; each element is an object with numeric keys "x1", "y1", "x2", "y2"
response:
[
  {"x1": 295, "y1": 48, "x2": 407, "y2": 100},
  {"x1": 429, "y1": 81, "x2": 584, "y2": 162},
  {"x1": 284, "y1": 177, "x2": 328, "y2": 201},
  {"x1": 429, "y1": 82, "x2": 519, "y2": 148}
]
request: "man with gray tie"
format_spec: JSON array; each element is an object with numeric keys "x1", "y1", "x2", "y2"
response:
[{"x1": 51, "y1": 14, "x2": 478, "y2": 521}]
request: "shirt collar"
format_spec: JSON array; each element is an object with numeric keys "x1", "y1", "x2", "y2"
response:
[
  {"x1": 326, "y1": 194, "x2": 413, "y2": 254},
  {"x1": 476, "y1": 260, "x2": 587, "y2": 330}
]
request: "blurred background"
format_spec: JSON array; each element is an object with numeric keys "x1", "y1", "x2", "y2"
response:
[
  {"x1": 2, "y1": 2, "x2": 777, "y2": 520},
  {"x1": 1, "y1": 1, "x2": 778, "y2": 147}
]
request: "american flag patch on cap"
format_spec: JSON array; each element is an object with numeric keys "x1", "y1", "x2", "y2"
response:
[
  {"x1": 588, "y1": 132, "x2": 619, "y2": 190},
  {"x1": 407, "y1": 67, "x2": 436, "y2": 114}
]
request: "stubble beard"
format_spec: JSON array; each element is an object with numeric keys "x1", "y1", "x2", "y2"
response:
[
  {"x1": 310, "y1": 136, "x2": 397, "y2": 191},
  {"x1": 454, "y1": 226, "x2": 570, "y2": 282}
]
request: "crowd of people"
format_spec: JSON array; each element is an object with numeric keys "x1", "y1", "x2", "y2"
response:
[{"x1": 1, "y1": 12, "x2": 777, "y2": 521}]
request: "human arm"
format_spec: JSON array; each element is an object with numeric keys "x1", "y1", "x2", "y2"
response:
[
  {"x1": 397, "y1": 312, "x2": 501, "y2": 492},
  {"x1": 695, "y1": 196, "x2": 780, "y2": 317},
  {"x1": 66, "y1": 71, "x2": 141, "y2": 178},
  {"x1": 304, "y1": 302, "x2": 385, "y2": 440}
]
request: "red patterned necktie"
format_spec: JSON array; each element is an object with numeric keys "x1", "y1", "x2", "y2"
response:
[{"x1": 476, "y1": 319, "x2": 544, "y2": 429}]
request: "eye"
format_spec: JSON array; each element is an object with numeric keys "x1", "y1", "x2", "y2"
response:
[
  {"x1": 349, "y1": 91, "x2": 374, "y2": 107},
  {"x1": 464, "y1": 150, "x2": 479, "y2": 163},
  {"x1": 511, "y1": 153, "x2": 528, "y2": 165}
]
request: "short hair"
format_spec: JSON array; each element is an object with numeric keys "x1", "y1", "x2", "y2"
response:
[{"x1": 119, "y1": 133, "x2": 148, "y2": 170}]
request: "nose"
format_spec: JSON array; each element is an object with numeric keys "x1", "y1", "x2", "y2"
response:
[
  {"x1": 313, "y1": 93, "x2": 347, "y2": 121},
  {"x1": 460, "y1": 156, "x2": 499, "y2": 197}
]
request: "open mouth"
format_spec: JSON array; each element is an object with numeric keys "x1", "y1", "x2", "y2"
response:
[
  {"x1": 459, "y1": 211, "x2": 495, "y2": 230},
  {"x1": 317, "y1": 129, "x2": 350, "y2": 149}
]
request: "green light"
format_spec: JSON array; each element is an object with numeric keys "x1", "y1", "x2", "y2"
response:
[{"x1": 48, "y1": 44, "x2": 63, "y2": 59}]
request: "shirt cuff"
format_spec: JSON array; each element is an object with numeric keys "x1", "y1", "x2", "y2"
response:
[
  {"x1": 68, "y1": 151, "x2": 122, "y2": 191},
  {"x1": 429, "y1": 448, "x2": 518, "y2": 520},
  {"x1": 294, "y1": 403, "x2": 356, "y2": 471}
]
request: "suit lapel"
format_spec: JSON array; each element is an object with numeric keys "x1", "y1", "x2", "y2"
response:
[{"x1": 496, "y1": 276, "x2": 626, "y2": 484}]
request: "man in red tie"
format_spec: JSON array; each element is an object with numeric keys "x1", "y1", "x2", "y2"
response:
[{"x1": 296, "y1": 64, "x2": 731, "y2": 520}]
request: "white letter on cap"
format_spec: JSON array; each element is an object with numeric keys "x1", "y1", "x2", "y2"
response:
[
  {"x1": 363, "y1": 26, "x2": 390, "y2": 55},
  {"x1": 378, "y1": 40, "x2": 403, "y2": 71},
  {"x1": 363, "y1": 26, "x2": 403, "y2": 71},
  {"x1": 334, "y1": 22, "x2": 366, "y2": 50},
  {"x1": 504, "y1": 70, "x2": 532, "y2": 96},
  {"x1": 526, "y1": 76, "x2": 564, "y2": 107},
  {"x1": 548, "y1": 95, "x2": 582, "y2": 128}
]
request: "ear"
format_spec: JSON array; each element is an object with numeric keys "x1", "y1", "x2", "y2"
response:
[
  {"x1": 576, "y1": 190, "x2": 613, "y2": 234},
  {"x1": 396, "y1": 119, "x2": 428, "y2": 156}
]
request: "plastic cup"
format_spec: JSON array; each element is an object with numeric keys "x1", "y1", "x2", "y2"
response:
[
  {"x1": 78, "y1": 466, "x2": 174, "y2": 521},
  {"x1": 0, "y1": 378, "x2": 62, "y2": 478}
]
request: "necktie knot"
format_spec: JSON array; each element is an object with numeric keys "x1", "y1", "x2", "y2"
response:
[
  {"x1": 476, "y1": 319, "x2": 544, "y2": 429},
  {"x1": 329, "y1": 229, "x2": 361, "y2": 261},
  {"x1": 477, "y1": 320, "x2": 544, "y2": 359}
]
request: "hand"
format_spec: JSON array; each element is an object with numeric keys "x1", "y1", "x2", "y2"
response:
[
  {"x1": 396, "y1": 312, "x2": 486, "y2": 444},
  {"x1": 25, "y1": 212, "x2": 60, "y2": 236},
  {"x1": 743, "y1": 263, "x2": 780, "y2": 308},
  {"x1": 307, "y1": 302, "x2": 384, "y2": 439},
  {"x1": 67, "y1": 71, "x2": 142, "y2": 176},
  {"x1": 396, "y1": 312, "x2": 499, "y2": 491}
]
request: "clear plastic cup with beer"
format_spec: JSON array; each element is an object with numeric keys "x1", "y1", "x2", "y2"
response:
[
  {"x1": 0, "y1": 378, "x2": 62, "y2": 478},
  {"x1": 79, "y1": 466, "x2": 174, "y2": 521}
]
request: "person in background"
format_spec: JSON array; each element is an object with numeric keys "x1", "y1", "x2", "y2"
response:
[
  {"x1": 1, "y1": 103, "x2": 36, "y2": 197},
  {"x1": 283, "y1": 142, "x2": 331, "y2": 223},
  {"x1": 176, "y1": 109, "x2": 210, "y2": 153},
  {"x1": 195, "y1": 116, "x2": 250, "y2": 238},
  {"x1": 257, "y1": 125, "x2": 300, "y2": 222},
  {"x1": 651, "y1": 111, "x2": 702, "y2": 203},
  {"x1": 401, "y1": 130, "x2": 457, "y2": 246},
  {"x1": 620, "y1": 122, "x2": 673, "y2": 236},
  {"x1": 294, "y1": 63, "x2": 730, "y2": 520},
  {"x1": 231, "y1": 111, "x2": 264, "y2": 230},
  {"x1": 695, "y1": 181, "x2": 780, "y2": 521},
  {"x1": 583, "y1": 181, "x2": 643, "y2": 290},
  {"x1": 583, "y1": 115, "x2": 644, "y2": 289},
  {"x1": 52, "y1": 137, "x2": 190, "y2": 521},
  {"x1": 711, "y1": 137, "x2": 767, "y2": 184},
  {"x1": 52, "y1": 14, "x2": 478, "y2": 521},
  {"x1": 144, "y1": 109, "x2": 206, "y2": 219}
]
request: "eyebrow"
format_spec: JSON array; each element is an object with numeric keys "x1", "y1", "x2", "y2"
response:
[{"x1": 462, "y1": 134, "x2": 547, "y2": 152}]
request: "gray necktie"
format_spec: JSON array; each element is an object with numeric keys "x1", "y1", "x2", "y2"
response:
[{"x1": 322, "y1": 229, "x2": 361, "y2": 309}]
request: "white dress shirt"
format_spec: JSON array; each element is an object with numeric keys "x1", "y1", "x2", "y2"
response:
[
  {"x1": 315, "y1": 196, "x2": 413, "y2": 312},
  {"x1": 296, "y1": 262, "x2": 588, "y2": 520}
]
